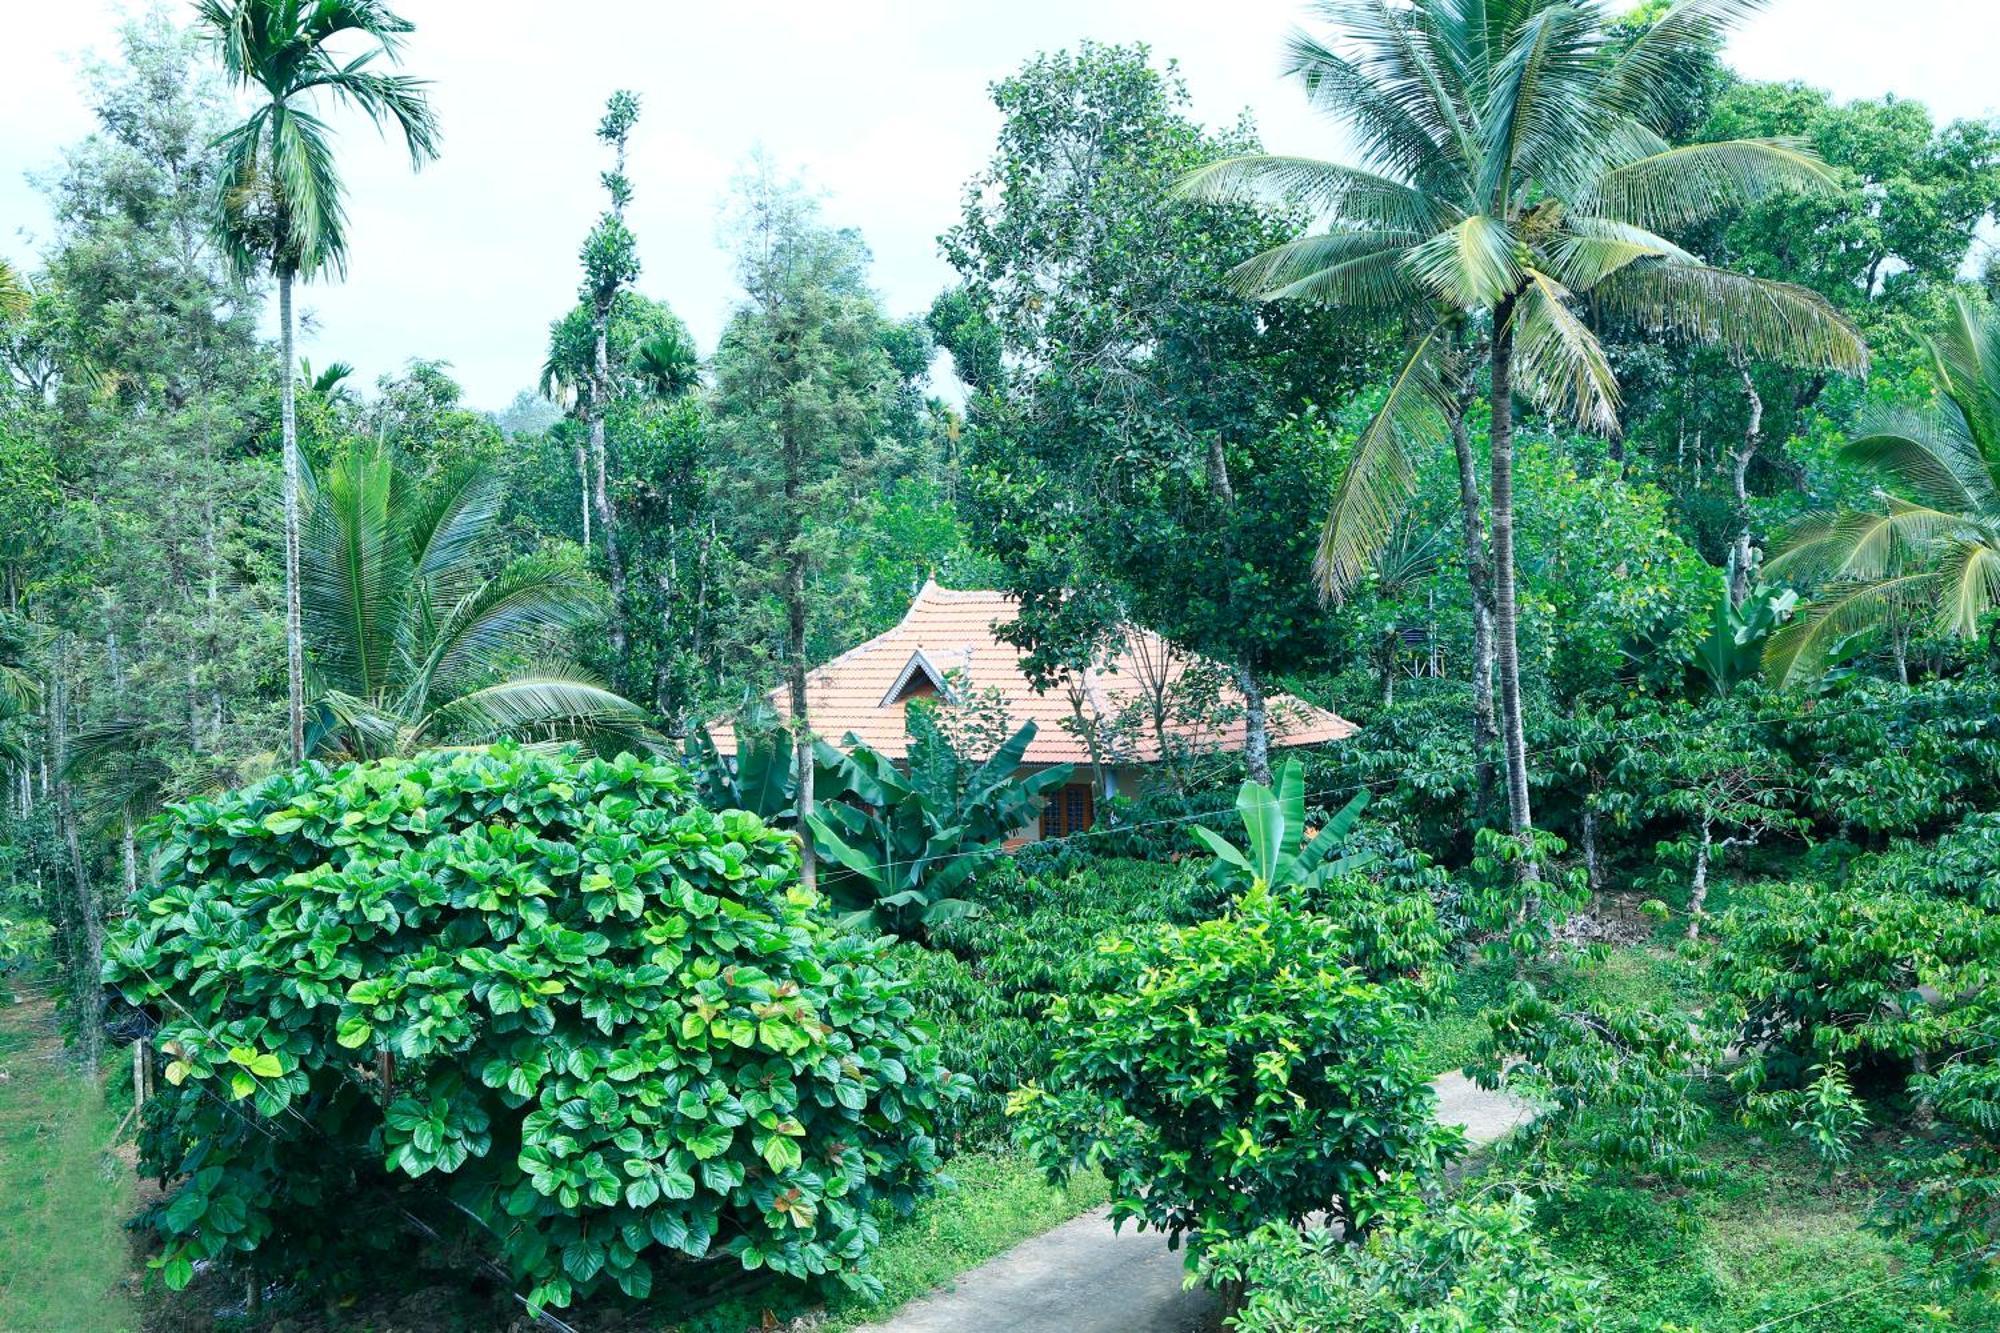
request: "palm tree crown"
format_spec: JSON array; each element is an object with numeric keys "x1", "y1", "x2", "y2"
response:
[
  {"x1": 200, "y1": 0, "x2": 440, "y2": 280},
  {"x1": 303, "y1": 446, "x2": 651, "y2": 758},
  {"x1": 1766, "y1": 296, "x2": 2000, "y2": 684},
  {"x1": 1179, "y1": 0, "x2": 1867, "y2": 594}
]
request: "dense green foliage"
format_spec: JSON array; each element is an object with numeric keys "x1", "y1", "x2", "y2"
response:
[
  {"x1": 1202, "y1": 1196, "x2": 1604, "y2": 1332},
  {"x1": 9, "y1": 0, "x2": 2000, "y2": 1325},
  {"x1": 1008, "y1": 772, "x2": 1455, "y2": 1259},
  {"x1": 104, "y1": 747, "x2": 963, "y2": 1311}
]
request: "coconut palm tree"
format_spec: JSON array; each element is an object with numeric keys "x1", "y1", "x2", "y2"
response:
[
  {"x1": 302, "y1": 445, "x2": 653, "y2": 758},
  {"x1": 1178, "y1": 0, "x2": 1866, "y2": 870},
  {"x1": 1766, "y1": 296, "x2": 2000, "y2": 685},
  {"x1": 197, "y1": 0, "x2": 440, "y2": 766}
]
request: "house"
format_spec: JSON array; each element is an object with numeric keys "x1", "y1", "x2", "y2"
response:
[{"x1": 711, "y1": 581, "x2": 1356, "y2": 840}]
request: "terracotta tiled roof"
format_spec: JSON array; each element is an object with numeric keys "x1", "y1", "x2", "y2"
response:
[{"x1": 710, "y1": 581, "x2": 1357, "y2": 765}]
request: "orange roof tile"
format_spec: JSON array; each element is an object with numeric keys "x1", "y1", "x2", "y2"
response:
[{"x1": 710, "y1": 581, "x2": 1357, "y2": 765}]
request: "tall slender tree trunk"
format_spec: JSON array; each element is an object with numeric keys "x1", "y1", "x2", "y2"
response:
[
  {"x1": 279, "y1": 271, "x2": 305, "y2": 765},
  {"x1": 122, "y1": 809, "x2": 138, "y2": 901},
  {"x1": 786, "y1": 533, "x2": 814, "y2": 894},
  {"x1": 1203, "y1": 434, "x2": 1271, "y2": 783},
  {"x1": 1489, "y1": 298, "x2": 1538, "y2": 880},
  {"x1": 1447, "y1": 373, "x2": 1499, "y2": 810},
  {"x1": 576, "y1": 434, "x2": 592, "y2": 550},
  {"x1": 1728, "y1": 366, "x2": 1762, "y2": 609},
  {"x1": 50, "y1": 662, "x2": 103, "y2": 1072},
  {"x1": 1238, "y1": 665, "x2": 1272, "y2": 785},
  {"x1": 590, "y1": 315, "x2": 630, "y2": 663}
]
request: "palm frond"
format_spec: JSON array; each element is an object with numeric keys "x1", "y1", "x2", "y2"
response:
[
  {"x1": 1401, "y1": 212, "x2": 1520, "y2": 307},
  {"x1": 1512, "y1": 268, "x2": 1620, "y2": 434},
  {"x1": 1225, "y1": 231, "x2": 1422, "y2": 308},
  {"x1": 401, "y1": 463, "x2": 503, "y2": 598},
  {"x1": 268, "y1": 104, "x2": 349, "y2": 275},
  {"x1": 421, "y1": 560, "x2": 607, "y2": 704},
  {"x1": 1317, "y1": 320, "x2": 1457, "y2": 600},
  {"x1": 1174, "y1": 155, "x2": 1456, "y2": 234},
  {"x1": 1590, "y1": 139, "x2": 1834, "y2": 232},
  {"x1": 1476, "y1": 1, "x2": 1610, "y2": 206},
  {"x1": 1548, "y1": 215, "x2": 1695, "y2": 290},
  {"x1": 1306, "y1": 0, "x2": 1477, "y2": 168},
  {"x1": 62, "y1": 716, "x2": 172, "y2": 830},
  {"x1": 1930, "y1": 293, "x2": 2000, "y2": 460},
  {"x1": 1283, "y1": 22, "x2": 1465, "y2": 188},
  {"x1": 1843, "y1": 410, "x2": 1998, "y2": 515},
  {"x1": 311, "y1": 688, "x2": 405, "y2": 759},
  {"x1": 300, "y1": 59, "x2": 441, "y2": 167},
  {"x1": 301, "y1": 446, "x2": 407, "y2": 700},
  {"x1": 1935, "y1": 538, "x2": 2000, "y2": 637},
  {"x1": 1591, "y1": 260, "x2": 1868, "y2": 374},
  {"x1": 1767, "y1": 500, "x2": 1980, "y2": 585},
  {"x1": 1764, "y1": 571, "x2": 1939, "y2": 688},
  {"x1": 1601, "y1": 0, "x2": 1770, "y2": 131},
  {"x1": 417, "y1": 672, "x2": 655, "y2": 752}
]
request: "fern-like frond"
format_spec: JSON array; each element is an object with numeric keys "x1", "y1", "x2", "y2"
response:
[
  {"x1": 417, "y1": 672, "x2": 655, "y2": 752},
  {"x1": 1549, "y1": 215, "x2": 1695, "y2": 290},
  {"x1": 1316, "y1": 320, "x2": 1457, "y2": 600},
  {"x1": 1401, "y1": 212, "x2": 1520, "y2": 308},
  {"x1": 1590, "y1": 138, "x2": 1832, "y2": 232},
  {"x1": 1764, "y1": 571, "x2": 1938, "y2": 688},
  {"x1": 1224, "y1": 231, "x2": 1422, "y2": 307},
  {"x1": 1175, "y1": 155, "x2": 1455, "y2": 234},
  {"x1": 1512, "y1": 269, "x2": 1621, "y2": 434},
  {"x1": 1843, "y1": 410, "x2": 1998, "y2": 516},
  {"x1": 1591, "y1": 260, "x2": 1868, "y2": 374}
]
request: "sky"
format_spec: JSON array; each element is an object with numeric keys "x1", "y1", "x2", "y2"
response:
[{"x1": 5, "y1": 1, "x2": 1999, "y2": 411}]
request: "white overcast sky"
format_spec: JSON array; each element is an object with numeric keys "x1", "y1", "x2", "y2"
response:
[{"x1": 5, "y1": 1, "x2": 1999, "y2": 410}]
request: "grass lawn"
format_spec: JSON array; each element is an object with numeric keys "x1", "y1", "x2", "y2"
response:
[
  {"x1": 0, "y1": 996, "x2": 140, "y2": 1333},
  {"x1": 1540, "y1": 1118, "x2": 1999, "y2": 1331}
]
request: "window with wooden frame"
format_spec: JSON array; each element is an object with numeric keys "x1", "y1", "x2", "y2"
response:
[{"x1": 1039, "y1": 782, "x2": 1095, "y2": 841}]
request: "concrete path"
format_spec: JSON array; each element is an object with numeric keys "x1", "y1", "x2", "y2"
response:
[{"x1": 853, "y1": 1072, "x2": 1531, "y2": 1333}]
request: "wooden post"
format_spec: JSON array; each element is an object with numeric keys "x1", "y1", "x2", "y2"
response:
[{"x1": 132, "y1": 1039, "x2": 146, "y2": 1114}]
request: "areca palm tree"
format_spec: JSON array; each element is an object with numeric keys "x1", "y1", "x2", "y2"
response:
[
  {"x1": 197, "y1": 0, "x2": 440, "y2": 766},
  {"x1": 303, "y1": 445, "x2": 653, "y2": 758},
  {"x1": 1178, "y1": 0, "x2": 1865, "y2": 868},
  {"x1": 1766, "y1": 297, "x2": 2000, "y2": 685}
]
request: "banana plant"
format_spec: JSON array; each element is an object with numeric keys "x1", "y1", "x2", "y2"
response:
[
  {"x1": 684, "y1": 699, "x2": 800, "y2": 823},
  {"x1": 1189, "y1": 760, "x2": 1374, "y2": 896},
  {"x1": 806, "y1": 721, "x2": 1071, "y2": 938}
]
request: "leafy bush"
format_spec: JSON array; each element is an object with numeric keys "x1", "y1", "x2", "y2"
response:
[
  {"x1": 901, "y1": 856, "x2": 1208, "y2": 1146},
  {"x1": 105, "y1": 746, "x2": 964, "y2": 1312},
  {"x1": 1009, "y1": 881, "x2": 1455, "y2": 1256},
  {"x1": 1711, "y1": 876, "x2": 1994, "y2": 1097},
  {"x1": 1201, "y1": 1195, "x2": 1604, "y2": 1332},
  {"x1": 1472, "y1": 982, "x2": 1718, "y2": 1184}
]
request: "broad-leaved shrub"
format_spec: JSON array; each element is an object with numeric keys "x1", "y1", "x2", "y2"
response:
[
  {"x1": 1009, "y1": 882, "x2": 1456, "y2": 1258},
  {"x1": 105, "y1": 746, "x2": 963, "y2": 1312}
]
